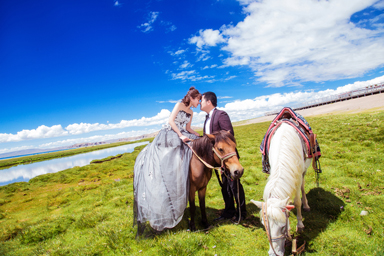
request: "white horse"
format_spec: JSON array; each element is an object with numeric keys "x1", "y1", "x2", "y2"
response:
[{"x1": 251, "y1": 122, "x2": 312, "y2": 256}]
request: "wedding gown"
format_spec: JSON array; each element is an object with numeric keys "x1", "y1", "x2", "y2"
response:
[{"x1": 133, "y1": 110, "x2": 199, "y2": 231}]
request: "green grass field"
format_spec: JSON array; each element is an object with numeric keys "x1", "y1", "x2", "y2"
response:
[{"x1": 1, "y1": 110, "x2": 383, "y2": 255}]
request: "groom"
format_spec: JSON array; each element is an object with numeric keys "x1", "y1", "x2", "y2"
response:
[{"x1": 200, "y1": 91, "x2": 246, "y2": 222}]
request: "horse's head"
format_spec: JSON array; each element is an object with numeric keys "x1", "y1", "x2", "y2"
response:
[
  {"x1": 251, "y1": 197, "x2": 294, "y2": 256},
  {"x1": 207, "y1": 130, "x2": 243, "y2": 180}
]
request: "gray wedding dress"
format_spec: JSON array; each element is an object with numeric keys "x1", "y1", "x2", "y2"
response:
[{"x1": 133, "y1": 110, "x2": 199, "y2": 231}]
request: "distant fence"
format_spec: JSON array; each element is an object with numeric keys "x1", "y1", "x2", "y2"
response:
[{"x1": 264, "y1": 82, "x2": 384, "y2": 116}]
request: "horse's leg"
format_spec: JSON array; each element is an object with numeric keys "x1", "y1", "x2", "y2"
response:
[
  {"x1": 198, "y1": 187, "x2": 209, "y2": 229},
  {"x1": 189, "y1": 184, "x2": 197, "y2": 231},
  {"x1": 301, "y1": 171, "x2": 310, "y2": 212},
  {"x1": 294, "y1": 187, "x2": 305, "y2": 233}
]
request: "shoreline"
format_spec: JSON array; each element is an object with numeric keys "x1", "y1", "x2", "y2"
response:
[{"x1": 0, "y1": 139, "x2": 152, "y2": 170}]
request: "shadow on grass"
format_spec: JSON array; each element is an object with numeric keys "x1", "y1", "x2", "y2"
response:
[
  {"x1": 182, "y1": 202, "x2": 265, "y2": 231},
  {"x1": 134, "y1": 188, "x2": 344, "y2": 255},
  {"x1": 135, "y1": 202, "x2": 264, "y2": 239},
  {"x1": 284, "y1": 187, "x2": 345, "y2": 255}
]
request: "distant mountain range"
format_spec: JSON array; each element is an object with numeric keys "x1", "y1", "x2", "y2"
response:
[
  {"x1": 0, "y1": 147, "x2": 71, "y2": 160},
  {"x1": 0, "y1": 131, "x2": 160, "y2": 160}
]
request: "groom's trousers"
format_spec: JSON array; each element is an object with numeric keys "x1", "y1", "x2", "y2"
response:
[{"x1": 220, "y1": 174, "x2": 247, "y2": 219}]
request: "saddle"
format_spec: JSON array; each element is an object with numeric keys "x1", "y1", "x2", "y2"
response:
[{"x1": 260, "y1": 107, "x2": 321, "y2": 174}]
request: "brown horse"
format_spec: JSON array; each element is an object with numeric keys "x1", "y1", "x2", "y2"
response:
[{"x1": 188, "y1": 130, "x2": 244, "y2": 231}]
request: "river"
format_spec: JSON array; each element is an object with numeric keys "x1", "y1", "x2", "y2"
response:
[{"x1": 0, "y1": 142, "x2": 148, "y2": 186}]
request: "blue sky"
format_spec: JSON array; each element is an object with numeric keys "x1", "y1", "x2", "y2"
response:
[{"x1": 1, "y1": 0, "x2": 384, "y2": 154}]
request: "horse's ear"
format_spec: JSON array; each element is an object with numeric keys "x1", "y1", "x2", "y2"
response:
[
  {"x1": 250, "y1": 199, "x2": 263, "y2": 209},
  {"x1": 206, "y1": 134, "x2": 215, "y2": 143}
]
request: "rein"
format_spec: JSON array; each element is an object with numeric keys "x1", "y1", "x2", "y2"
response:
[
  {"x1": 261, "y1": 201, "x2": 292, "y2": 256},
  {"x1": 185, "y1": 140, "x2": 242, "y2": 224},
  {"x1": 185, "y1": 141, "x2": 236, "y2": 180},
  {"x1": 310, "y1": 133, "x2": 322, "y2": 187}
]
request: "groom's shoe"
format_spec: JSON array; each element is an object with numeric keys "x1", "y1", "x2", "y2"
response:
[
  {"x1": 213, "y1": 216, "x2": 227, "y2": 222},
  {"x1": 231, "y1": 215, "x2": 245, "y2": 223}
]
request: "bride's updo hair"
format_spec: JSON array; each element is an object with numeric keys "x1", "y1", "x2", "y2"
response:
[{"x1": 181, "y1": 86, "x2": 201, "y2": 107}]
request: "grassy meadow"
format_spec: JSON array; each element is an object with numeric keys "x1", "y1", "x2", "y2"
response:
[{"x1": 0, "y1": 110, "x2": 383, "y2": 255}]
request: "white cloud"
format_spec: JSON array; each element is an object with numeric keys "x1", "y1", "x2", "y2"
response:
[
  {"x1": 38, "y1": 129, "x2": 157, "y2": 149},
  {"x1": 190, "y1": 0, "x2": 384, "y2": 86},
  {"x1": 225, "y1": 75, "x2": 237, "y2": 81},
  {"x1": 171, "y1": 49, "x2": 186, "y2": 56},
  {"x1": 195, "y1": 48, "x2": 211, "y2": 62},
  {"x1": 65, "y1": 109, "x2": 171, "y2": 135},
  {"x1": 171, "y1": 70, "x2": 196, "y2": 80},
  {"x1": 138, "y1": 11, "x2": 159, "y2": 33},
  {"x1": 171, "y1": 70, "x2": 214, "y2": 81},
  {"x1": 202, "y1": 64, "x2": 218, "y2": 69},
  {"x1": 201, "y1": 56, "x2": 210, "y2": 61},
  {"x1": 220, "y1": 75, "x2": 384, "y2": 121},
  {"x1": 168, "y1": 25, "x2": 177, "y2": 32},
  {"x1": 374, "y1": 1, "x2": 384, "y2": 9},
  {"x1": 180, "y1": 60, "x2": 193, "y2": 69},
  {"x1": 161, "y1": 21, "x2": 177, "y2": 32},
  {"x1": 0, "y1": 125, "x2": 68, "y2": 143},
  {"x1": 156, "y1": 100, "x2": 180, "y2": 104},
  {"x1": 189, "y1": 29, "x2": 225, "y2": 48},
  {"x1": 0, "y1": 110, "x2": 171, "y2": 144},
  {"x1": 190, "y1": 111, "x2": 208, "y2": 127},
  {"x1": 0, "y1": 130, "x2": 156, "y2": 155}
]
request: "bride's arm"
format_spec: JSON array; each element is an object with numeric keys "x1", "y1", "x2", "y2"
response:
[
  {"x1": 168, "y1": 102, "x2": 190, "y2": 142},
  {"x1": 186, "y1": 112, "x2": 200, "y2": 136}
]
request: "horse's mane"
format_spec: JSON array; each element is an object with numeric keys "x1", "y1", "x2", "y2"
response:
[
  {"x1": 192, "y1": 130, "x2": 236, "y2": 162},
  {"x1": 212, "y1": 130, "x2": 236, "y2": 145},
  {"x1": 264, "y1": 123, "x2": 304, "y2": 203}
]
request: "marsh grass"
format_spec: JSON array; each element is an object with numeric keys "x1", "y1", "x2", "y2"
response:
[{"x1": 0, "y1": 111, "x2": 383, "y2": 255}]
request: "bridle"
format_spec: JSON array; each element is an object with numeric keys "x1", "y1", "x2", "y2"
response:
[
  {"x1": 212, "y1": 147, "x2": 237, "y2": 179},
  {"x1": 261, "y1": 201, "x2": 292, "y2": 256},
  {"x1": 186, "y1": 141, "x2": 237, "y2": 177}
]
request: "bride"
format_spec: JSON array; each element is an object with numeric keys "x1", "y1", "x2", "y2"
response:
[{"x1": 133, "y1": 87, "x2": 201, "y2": 231}]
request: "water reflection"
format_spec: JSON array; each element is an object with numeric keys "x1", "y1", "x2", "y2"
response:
[{"x1": 0, "y1": 142, "x2": 148, "y2": 186}]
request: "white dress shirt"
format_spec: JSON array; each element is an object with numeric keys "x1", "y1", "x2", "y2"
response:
[{"x1": 205, "y1": 108, "x2": 215, "y2": 134}]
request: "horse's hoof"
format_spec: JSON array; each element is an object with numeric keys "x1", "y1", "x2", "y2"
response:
[
  {"x1": 296, "y1": 226, "x2": 304, "y2": 233},
  {"x1": 189, "y1": 220, "x2": 196, "y2": 231},
  {"x1": 303, "y1": 207, "x2": 311, "y2": 212},
  {"x1": 202, "y1": 221, "x2": 210, "y2": 229}
]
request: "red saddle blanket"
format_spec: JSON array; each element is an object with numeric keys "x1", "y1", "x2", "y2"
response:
[{"x1": 260, "y1": 107, "x2": 321, "y2": 174}]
